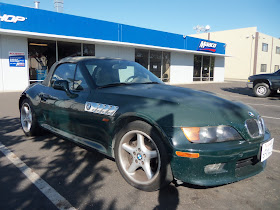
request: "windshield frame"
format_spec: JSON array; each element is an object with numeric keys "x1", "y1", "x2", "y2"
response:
[
  {"x1": 274, "y1": 69, "x2": 280, "y2": 75},
  {"x1": 80, "y1": 58, "x2": 164, "y2": 88}
]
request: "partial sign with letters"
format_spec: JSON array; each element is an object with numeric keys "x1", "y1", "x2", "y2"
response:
[
  {"x1": 0, "y1": 14, "x2": 26, "y2": 23},
  {"x1": 197, "y1": 41, "x2": 217, "y2": 53}
]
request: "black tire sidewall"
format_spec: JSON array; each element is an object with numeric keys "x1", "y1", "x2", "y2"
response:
[
  {"x1": 114, "y1": 120, "x2": 172, "y2": 191},
  {"x1": 253, "y1": 83, "x2": 271, "y2": 97}
]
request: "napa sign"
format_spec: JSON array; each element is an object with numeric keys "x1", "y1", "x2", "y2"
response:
[{"x1": 198, "y1": 41, "x2": 217, "y2": 53}]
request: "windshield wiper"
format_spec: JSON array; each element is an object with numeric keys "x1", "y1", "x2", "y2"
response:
[
  {"x1": 97, "y1": 83, "x2": 128, "y2": 89},
  {"x1": 141, "y1": 82, "x2": 161, "y2": 84},
  {"x1": 97, "y1": 82, "x2": 161, "y2": 89}
]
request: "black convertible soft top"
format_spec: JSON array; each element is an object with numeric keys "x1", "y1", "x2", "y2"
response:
[{"x1": 42, "y1": 56, "x2": 123, "y2": 87}]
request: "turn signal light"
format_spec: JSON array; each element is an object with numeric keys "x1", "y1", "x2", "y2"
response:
[
  {"x1": 102, "y1": 118, "x2": 110, "y2": 122},
  {"x1": 181, "y1": 127, "x2": 200, "y2": 141},
  {"x1": 176, "y1": 151, "x2": 200, "y2": 158}
]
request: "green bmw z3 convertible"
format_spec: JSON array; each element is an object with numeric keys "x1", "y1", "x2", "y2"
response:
[{"x1": 19, "y1": 57, "x2": 274, "y2": 191}]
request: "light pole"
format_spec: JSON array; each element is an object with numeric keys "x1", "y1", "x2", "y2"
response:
[
  {"x1": 246, "y1": 34, "x2": 255, "y2": 76},
  {"x1": 54, "y1": 0, "x2": 64, "y2": 13},
  {"x1": 193, "y1": 25, "x2": 211, "y2": 33}
]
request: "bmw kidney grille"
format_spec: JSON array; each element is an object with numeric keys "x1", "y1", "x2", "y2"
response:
[{"x1": 245, "y1": 117, "x2": 265, "y2": 138}]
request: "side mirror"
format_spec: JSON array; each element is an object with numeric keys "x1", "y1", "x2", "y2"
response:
[
  {"x1": 52, "y1": 80, "x2": 78, "y2": 98},
  {"x1": 53, "y1": 80, "x2": 69, "y2": 92}
]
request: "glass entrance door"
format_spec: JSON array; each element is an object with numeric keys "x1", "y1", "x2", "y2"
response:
[
  {"x1": 193, "y1": 55, "x2": 202, "y2": 81},
  {"x1": 135, "y1": 49, "x2": 170, "y2": 82},
  {"x1": 149, "y1": 50, "x2": 162, "y2": 78},
  {"x1": 28, "y1": 39, "x2": 56, "y2": 83},
  {"x1": 202, "y1": 56, "x2": 210, "y2": 81},
  {"x1": 193, "y1": 55, "x2": 215, "y2": 81}
]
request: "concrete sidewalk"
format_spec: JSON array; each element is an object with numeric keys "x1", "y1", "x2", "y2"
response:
[{"x1": 0, "y1": 92, "x2": 21, "y2": 118}]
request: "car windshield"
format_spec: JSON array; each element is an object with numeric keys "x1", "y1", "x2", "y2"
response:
[
  {"x1": 274, "y1": 69, "x2": 280, "y2": 75},
  {"x1": 82, "y1": 59, "x2": 163, "y2": 87}
]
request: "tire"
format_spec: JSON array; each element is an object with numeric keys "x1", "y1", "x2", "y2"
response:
[
  {"x1": 253, "y1": 83, "x2": 271, "y2": 97},
  {"x1": 20, "y1": 99, "x2": 42, "y2": 136},
  {"x1": 114, "y1": 121, "x2": 173, "y2": 191}
]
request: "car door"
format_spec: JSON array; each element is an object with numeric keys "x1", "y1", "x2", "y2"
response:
[
  {"x1": 69, "y1": 62, "x2": 112, "y2": 153},
  {"x1": 68, "y1": 63, "x2": 95, "y2": 138},
  {"x1": 271, "y1": 70, "x2": 280, "y2": 89},
  {"x1": 40, "y1": 63, "x2": 78, "y2": 133},
  {"x1": 40, "y1": 60, "x2": 109, "y2": 152}
]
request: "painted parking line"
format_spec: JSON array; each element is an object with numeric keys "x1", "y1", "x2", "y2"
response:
[
  {"x1": 245, "y1": 103, "x2": 280, "y2": 108},
  {"x1": 216, "y1": 92, "x2": 280, "y2": 102},
  {"x1": 0, "y1": 142, "x2": 76, "y2": 210},
  {"x1": 262, "y1": 116, "x2": 280, "y2": 120},
  {"x1": 215, "y1": 92, "x2": 259, "y2": 99},
  {"x1": 273, "y1": 149, "x2": 280, "y2": 154}
]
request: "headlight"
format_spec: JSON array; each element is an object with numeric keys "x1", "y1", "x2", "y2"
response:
[{"x1": 181, "y1": 126, "x2": 242, "y2": 143}]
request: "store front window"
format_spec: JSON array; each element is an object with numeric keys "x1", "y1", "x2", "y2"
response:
[
  {"x1": 135, "y1": 49, "x2": 149, "y2": 69},
  {"x1": 83, "y1": 44, "x2": 95, "y2": 56},
  {"x1": 135, "y1": 49, "x2": 170, "y2": 82},
  {"x1": 58, "y1": 41, "x2": 81, "y2": 60},
  {"x1": 149, "y1": 51, "x2": 162, "y2": 78},
  {"x1": 162, "y1": 52, "x2": 171, "y2": 82},
  {"x1": 193, "y1": 55, "x2": 215, "y2": 81},
  {"x1": 28, "y1": 39, "x2": 56, "y2": 83},
  {"x1": 28, "y1": 39, "x2": 95, "y2": 84}
]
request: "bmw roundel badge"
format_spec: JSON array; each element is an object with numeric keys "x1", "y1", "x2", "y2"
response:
[
  {"x1": 86, "y1": 103, "x2": 91, "y2": 111},
  {"x1": 137, "y1": 154, "x2": 142, "y2": 160},
  {"x1": 248, "y1": 112, "x2": 255, "y2": 117}
]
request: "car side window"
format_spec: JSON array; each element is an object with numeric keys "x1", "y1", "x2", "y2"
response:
[
  {"x1": 51, "y1": 63, "x2": 76, "y2": 89},
  {"x1": 73, "y1": 66, "x2": 89, "y2": 91}
]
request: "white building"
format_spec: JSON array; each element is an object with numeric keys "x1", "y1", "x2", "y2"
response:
[
  {"x1": 190, "y1": 27, "x2": 280, "y2": 81},
  {"x1": 0, "y1": 3, "x2": 227, "y2": 92}
]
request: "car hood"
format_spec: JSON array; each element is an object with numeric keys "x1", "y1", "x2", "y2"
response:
[
  {"x1": 249, "y1": 73, "x2": 274, "y2": 79},
  {"x1": 95, "y1": 84, "x2": 259, "y2": 129}
]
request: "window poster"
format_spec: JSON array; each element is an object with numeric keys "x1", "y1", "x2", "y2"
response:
[{"x1": 9, "y1": 52, "x2": 25, "y2": 67}]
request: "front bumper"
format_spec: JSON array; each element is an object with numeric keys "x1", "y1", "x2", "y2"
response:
[
  {"x1": 247, "y1": 82, "x2": 253, "y2": 89},
  {"x1": 170, "y1": 132, "x2": 271, "y2": 186}
]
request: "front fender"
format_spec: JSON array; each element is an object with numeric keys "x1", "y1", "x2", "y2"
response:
[
  {"x1": 267, "y1": 79, "x2": 273, "y2": 88},
  {"x1": 19, "y1": 92, "x2": 27, "y2": 110},
  {"x1": 110, "y1": 112, "x2": 174, "y2": 157}
]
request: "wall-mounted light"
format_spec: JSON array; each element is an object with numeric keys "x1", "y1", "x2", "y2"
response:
[{"x1": 246, "y1": 35, "x2": 255, "y2": 39}]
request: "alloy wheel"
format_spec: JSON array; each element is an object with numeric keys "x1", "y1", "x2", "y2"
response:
[
  {"x1": 21, "y1": 103, "x2": 32, "y2": 133},
  {"x1": 118, "y1": 130, "x2": 161, "y2": 185}
]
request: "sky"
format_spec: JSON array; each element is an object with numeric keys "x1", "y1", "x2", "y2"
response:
[{"x1": 1, "y1": 0, "x2": 280, "y2": 38}]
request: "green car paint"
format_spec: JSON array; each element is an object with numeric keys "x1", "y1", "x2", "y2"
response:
[{"x1": 19, "y1": 57, "x2": 272, "y2": 187}]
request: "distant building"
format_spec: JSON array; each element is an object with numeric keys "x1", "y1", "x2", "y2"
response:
[{"x1": 190, "y1": 27, "x2": 280, "y2": 80}]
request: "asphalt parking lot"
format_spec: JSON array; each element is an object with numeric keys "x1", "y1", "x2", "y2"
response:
[{"x1": 0, "y1": 81, "x2": 279, "y2": 210}]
